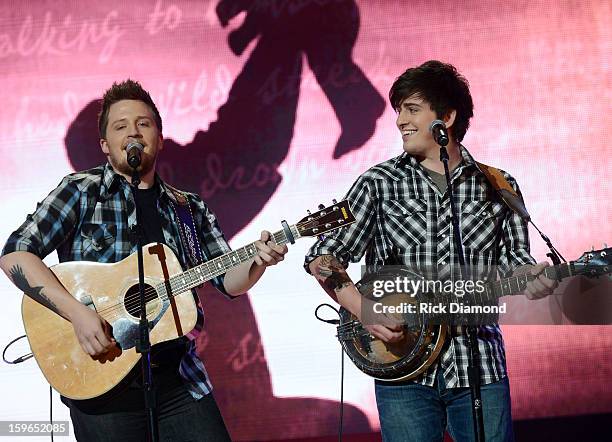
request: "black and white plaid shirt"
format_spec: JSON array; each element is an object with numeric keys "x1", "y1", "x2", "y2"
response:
[
  {"x1": 2, "y1": 163, "x2": 231, "y2": 399},
  {"x1": 305, "y1": 146, "x2": 535, "y2": 387}
]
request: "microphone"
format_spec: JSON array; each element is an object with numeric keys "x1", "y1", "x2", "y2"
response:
[
  {"x1": 429, "y1": 120, "x2": 449, "y2": 146},
  {"x1": 126, "y1": 139, "x2": 144, "y2": 168}
]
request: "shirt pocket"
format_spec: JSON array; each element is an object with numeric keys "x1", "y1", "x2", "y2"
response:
[
  {"x1": 80, "y1": 223, "x2": 117, "y2": 261},
  {"x1": 460, "y1": 200, "x2": 505, "y2": 251},
  {"x1": 382, "y1": 198, "x2": 428, "y2": 246}
]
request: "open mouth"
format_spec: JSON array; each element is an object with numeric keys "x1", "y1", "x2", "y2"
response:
[{"x1": 401, "y1": 129, "x2": 417, "y2": 139}]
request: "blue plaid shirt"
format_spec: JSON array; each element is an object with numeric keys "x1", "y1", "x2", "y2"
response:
[{"x1": 2, "y1": 163, "x2": 231, "y2": 399}]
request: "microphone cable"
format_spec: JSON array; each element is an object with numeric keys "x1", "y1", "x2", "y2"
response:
[
  {"x1": 314, "y1": 303, "x2": 345, "y2": 442},
  {"x1": 2, "y1": 334, "x2": 32, "y2": 364},
  {"x1": 3, "y1": 335, "x2": 55, "y2": 442}
]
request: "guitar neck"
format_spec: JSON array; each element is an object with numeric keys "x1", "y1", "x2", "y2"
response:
[
  {"x1": 162, "y1": 225, "x2": 301, "y2": 296},
  {"x1": 484, "y1": 261, "x2": 573, "y2": 300}
]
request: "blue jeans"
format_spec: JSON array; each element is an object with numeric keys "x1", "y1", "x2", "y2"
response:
[{"x1": 375, "y1": 369, "x2": 514, "y2": 442}]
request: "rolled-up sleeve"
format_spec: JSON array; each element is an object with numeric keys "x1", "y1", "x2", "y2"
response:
[
  {"x1": 304, "y1": 175, "x2": 378, "y2": 273},
  {"x1": 2, "y1": 178, "x2": 80, "y2": 259}
]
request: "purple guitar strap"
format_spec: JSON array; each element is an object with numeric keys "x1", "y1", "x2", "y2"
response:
[{"x1": 166, "y1": 186, "x2": 206, "y2": 268}]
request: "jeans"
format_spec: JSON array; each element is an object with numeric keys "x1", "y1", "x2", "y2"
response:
[
  {"x1": 375, "y1": 369, "x2": 514, "y2": 442},
  {"x1": 68, "y1": 385, "x2": 231, "y2": 442}
]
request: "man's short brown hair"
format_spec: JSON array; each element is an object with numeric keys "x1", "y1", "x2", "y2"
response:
[{"x1": 98, "y1": 79, "x2": 162, "y2": 138}]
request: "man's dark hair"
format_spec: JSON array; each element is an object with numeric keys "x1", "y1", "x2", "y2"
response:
[
  {"x1": 389, "y1": 60, "x2": 474, "y2": 142},
  {"x1": 98, "y1": 79, "x2": 162, "y2": 138}
]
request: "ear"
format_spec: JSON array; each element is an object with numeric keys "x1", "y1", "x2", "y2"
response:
[
  {"x1": 100, "y1": 138, "x2": 110, "y2": 155},
  {"x1": 158, "y1": 133, "x2": 164, "y2": 152},
  {"x1": 444, "y1": 109, "x2": 457, "y2": 129}
]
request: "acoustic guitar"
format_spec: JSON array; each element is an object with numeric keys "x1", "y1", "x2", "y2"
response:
[{"x1": 22, "y1": 201, "x2": 355, "y2": 399}]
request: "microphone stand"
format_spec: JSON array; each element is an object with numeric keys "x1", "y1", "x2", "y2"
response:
[
  {"x1": 130, "y1": 166, "x2": 159, "y2": 442},
  {"x1": 438, "y1": 143, "x2": 486, "y2": 442}
]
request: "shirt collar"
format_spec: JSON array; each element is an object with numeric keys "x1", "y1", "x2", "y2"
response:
[
  {"x1": 99, "y1": 162, "x2": 124, "y2": 200},
  {"x1": 393, "y1": 144, "x2": 478, "y2": 174},
  {"x1": 100, "y1": 162, "x2": 171, "y2": 201},
  {"x1": 156, "y1": 175, "x2": 184, "y2": 205},
  {"x1": 458, "y1": 144, "x2": 478, "y2": 170}
]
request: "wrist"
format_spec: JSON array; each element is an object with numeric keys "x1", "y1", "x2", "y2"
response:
[
  {"x1": 62, "y1": 297, "x2": 86, "y2": 322},
  {"x1": 336, "y1": 284, "x2": 362, "y2": 318},
  {"x1": 251, "y1": 258, "x2": 267, "y2": 273}
]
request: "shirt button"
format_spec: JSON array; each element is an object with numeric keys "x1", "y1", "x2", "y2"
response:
[
  {"x1": 441, "y1": 261, "x2": 447, "y2": 265},
  {"x1": 481, "y1": 212, "x2": 487, "y2": 216}
]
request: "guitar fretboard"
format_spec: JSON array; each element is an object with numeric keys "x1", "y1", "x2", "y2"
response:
[
  {"x1": 156, "y1": 225, "x2": 301, "y2": 298},
  {"x1": 420, "y1": 262, "x2": 573, "y2": 306},
  {"x1": 482, "y1": 262, "x2": 571, "y2": 300}
]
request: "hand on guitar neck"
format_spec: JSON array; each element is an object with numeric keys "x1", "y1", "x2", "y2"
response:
[
  {"x1": 309, "y1": 255, "x2": 404, "y2": 343},
  {"x1": 223, "y1": 230, "x2": 289, "y2": 296},
  {"x1": 252, "y1": 230, "x2": 288, "y2": 267},
  {"x1": 514, "y1": 261, "x2": 559, "y2": 300}
]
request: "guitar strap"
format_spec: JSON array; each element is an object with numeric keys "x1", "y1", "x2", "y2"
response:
[
  {"x1": 474, "y1": 161, "x2": 531, "y2": 221},
  {"x1": 165, "y1": 185, "x2": 206, "y2": 267}
]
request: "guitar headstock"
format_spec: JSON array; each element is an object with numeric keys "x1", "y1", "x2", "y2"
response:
[
  {"x1": 296, "y1": 200, "x2": 356, "y2": 237},
  {"x1": 572, "y1": 247, "x2": 611, "y2": 278}
]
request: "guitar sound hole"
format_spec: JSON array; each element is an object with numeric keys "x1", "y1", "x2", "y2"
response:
[{"x1": 124, "y1": 284, "x2": 160, "y2": 319}]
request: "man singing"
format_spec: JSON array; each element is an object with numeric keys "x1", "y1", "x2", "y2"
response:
[{"x1": 1, "y1": 79, "x2": 288, "y2": 441}]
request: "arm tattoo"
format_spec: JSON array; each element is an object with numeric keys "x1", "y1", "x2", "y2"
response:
[
  {"x1": 314, "y1": 255, "x2": 353, "y2": 293},
  {"x1": 8, "y1": 265, "x2": 60, "y2": 315}
]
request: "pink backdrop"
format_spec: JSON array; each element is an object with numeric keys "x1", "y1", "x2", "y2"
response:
[{"x1": 0, "y1": 1, "x2": 610, "y2": 440}]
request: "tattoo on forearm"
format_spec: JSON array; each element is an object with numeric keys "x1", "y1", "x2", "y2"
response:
[
  {"x1": 315, "y1": 256, "x2": 353, "y2": 293},
  {"x1": 8, "y1": 265, "x2": 60, "y2": 315}
]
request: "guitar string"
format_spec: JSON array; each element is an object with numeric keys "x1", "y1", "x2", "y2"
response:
[
  {"x1": 338, "y1": 271, "x2": 552, "y2": 332},
  {"x1": 94, "y1": 249, "x2": 247, "y2": 317},
  {"x1": 99, "y1": 254, "x2": 250, "y2": 318},
  {"x1": 92, "y1": 221, "x2": 330, "y2": 318},
  {"x1": 94, "y1": 242, "x2": 264, "y2": 319},
  {"x1": 99, "y1": 217, "x2": 345, "y2": 317},
  {"x1": 95, "y1": 227, "x2": 292, "y2": 317},
  {"x1": 94, "y1": 215, "x2": 349, "y2": 320},
  {"x1": 94, "y1": 243, "x2": 263, "y2": 319}
]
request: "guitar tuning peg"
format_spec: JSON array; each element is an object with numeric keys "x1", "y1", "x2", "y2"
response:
[
  {"x1": 604, "y1": 243, "x2": 608, "y2": 248},
  {"x1": 306, "y1": 210, "x2": 311, "y2": 215},
  {"x1": 318, "y1": 204, "x2": 325, "y2": 210},
  {"x1": 332, "y1": 199, "x2": 337, "y2": 204},
  {"x1": 592, "y1": 245, "x2": 595, "y2": 251},
  {"x1": 318, "y1": 234, "x2": 326, "y2": 241}
]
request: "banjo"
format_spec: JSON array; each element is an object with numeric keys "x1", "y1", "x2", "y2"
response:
[{"x1": 336, "y1": 247, "x2": 611, "y2": 381}]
